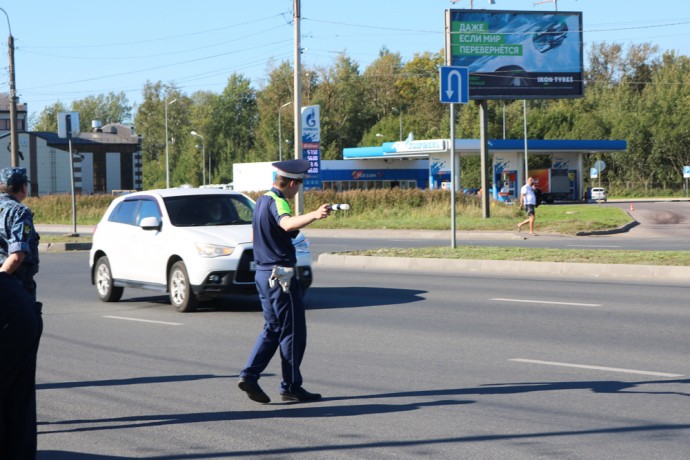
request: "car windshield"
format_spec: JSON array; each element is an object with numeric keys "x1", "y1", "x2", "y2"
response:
[{"x1": 164, "y1": 194, "x2": 255, "y2": 227}]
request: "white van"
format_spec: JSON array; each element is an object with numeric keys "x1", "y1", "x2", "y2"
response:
[{"x1": 590, "y1": 187, "x2": 607, "y2": 201}]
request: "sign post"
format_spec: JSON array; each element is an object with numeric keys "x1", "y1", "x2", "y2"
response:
[
  {"x1": 439, "y1": 66, "x2": 469, "y2": 249},
  {"x1": 58, "y1": 112, "x2": 81, "y2": 236},
  {"x1": 594, "y1": 160, "x2": 606, "y2": 188}
]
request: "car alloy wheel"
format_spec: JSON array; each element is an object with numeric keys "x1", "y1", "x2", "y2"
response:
[
  {"x1": 95, "y1": 256, "x2": 123, "y2": 302},
  {"x1": 169, "y1": 261, "x2": 198, "y2": 312}
]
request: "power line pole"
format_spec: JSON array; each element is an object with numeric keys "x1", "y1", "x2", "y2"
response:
[
  {"x1": 293, "y1": 0, "x2": 304, "y2": 215},
  {"x1": 8, "y1": 33, "x2": 18, "y2": 167},
  {"x1": 1, "y1": 7, "x2": 19, "y2": 166}
]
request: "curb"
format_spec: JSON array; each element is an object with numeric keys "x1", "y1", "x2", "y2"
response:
[
  {"x1": 317, "y1": 253, "x2": 690, "y2": 284},
  {"x1": 575, "y1": 212, "x2": 639, "y2": 236},
  {"x1": 39, "y1": 242, "x2": 92, "y2": 253}
]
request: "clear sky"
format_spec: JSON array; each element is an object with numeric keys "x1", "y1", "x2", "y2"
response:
[{"x1": 3, "y1": 0, "x2": 690, "y2": 121}]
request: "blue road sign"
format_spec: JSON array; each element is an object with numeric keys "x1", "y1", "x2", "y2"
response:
[
  {"x1": 684, "y1": 165, "x2": 690, "y2": 178},
  {"x1": 440, "y1": 66, "x2": 469, "y2": 104}
]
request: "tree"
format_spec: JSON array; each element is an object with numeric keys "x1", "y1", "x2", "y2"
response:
[
  {"x1": 254, "y1": 61, "x2": 296, "y2": 164},
  {"x1": 312, "y1": 53, "x2": 368, "y2": 159},
  {"x1": 72, "y1": 92, "x2": 133, "y2": 131},
  {"x1": 208, "y1": 73, "x2": 258, "y2": 183},
  {"x1": 32, "y1": 101, "x2": 68, "y2": 132},
  {"x1": 32, "y1": 93, "x2": 132, "y2": 133},
  {"x1": 134, "y1": 81, "x2": 192, "y2": 189},
  {"x1": 395, "y1": 51, "x2": 446, "y2": 140},
  {"x1": 188, "y1": 90, "x2": 220, "y2": 183},
  {"x1": 363, "y1": 48, "x2": 404, "y2": 121}
]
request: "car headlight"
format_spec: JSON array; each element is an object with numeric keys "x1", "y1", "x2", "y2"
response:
[{"x1": 195, "y1": 242, "x2": 234, "y2": 257}]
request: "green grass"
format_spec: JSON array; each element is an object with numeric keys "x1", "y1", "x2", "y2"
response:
[
  {"x1": 40, "y1": 234, "x2": 93, "y2": 244},
  {"x1": 347, "y1": 246, "x2": 690, "y2": 266}
]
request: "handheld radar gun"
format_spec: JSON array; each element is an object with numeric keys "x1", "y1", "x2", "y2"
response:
[{"x1": 330, "y1": 204, "x2": 350, "y2": 211}]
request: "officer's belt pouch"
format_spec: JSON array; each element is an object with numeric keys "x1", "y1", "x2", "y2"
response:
[{"x1": 269, "y1": 266, "x2": 294, "y2": 293}]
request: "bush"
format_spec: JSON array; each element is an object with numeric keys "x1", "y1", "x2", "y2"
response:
[{"x1": 28, "y1": 189, "x2": 518, "y2": 228}]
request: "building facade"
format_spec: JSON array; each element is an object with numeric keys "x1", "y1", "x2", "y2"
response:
[{"x1": 0, "y1": 95, "x2": 142, "y2": 196}]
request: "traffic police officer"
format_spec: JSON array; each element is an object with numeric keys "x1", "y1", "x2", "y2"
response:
[
  {"x1": 239, "y1": 159, "x2": 331, "y2": 403},
  {"x1": 0, "y1": 271, "x2": 42, "y2": 458},
  {"x1": 0, "y1": 167, "x2": 41, "y2": 300}
]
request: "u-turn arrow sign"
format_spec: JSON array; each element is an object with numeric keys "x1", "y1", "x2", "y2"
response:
[{"x1": 439, "y1": 66, "x2": 469, "y2": 104}]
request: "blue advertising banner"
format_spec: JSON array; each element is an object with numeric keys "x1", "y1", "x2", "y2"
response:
[
  {"x1": 301, "y1": 105, "x2": 321, "y2": 190},
  {"x1": 446, "y1": 9, "x2": 584, "y2": 99}
]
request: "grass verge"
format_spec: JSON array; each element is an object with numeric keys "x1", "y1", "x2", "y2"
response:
[{"x1": 346, "y1": 246, "x2": 690, "y2": 266}]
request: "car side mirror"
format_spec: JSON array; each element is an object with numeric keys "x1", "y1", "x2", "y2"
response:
[{"x1": 139, "y1": 216, "x2": 161, "y2": 230}]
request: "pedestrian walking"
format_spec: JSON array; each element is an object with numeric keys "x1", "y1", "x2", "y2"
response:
[{"x1": 517, "y1": 176, "x2": 537, "y2": 235}]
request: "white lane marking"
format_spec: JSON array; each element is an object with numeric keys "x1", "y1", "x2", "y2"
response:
[
  {"x1": 510, "y1": 359, "x2": 683, "y2": 378},
  {"x1": 103, "y1": 315, "x2": 183, "y2": 326},
  {"x1": 491, "y1": 298, "x2": 601, "y2": 307}
]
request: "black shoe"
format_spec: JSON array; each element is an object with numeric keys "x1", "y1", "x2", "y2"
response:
[
  {"x1": 280, "y1": 386, "x2": 322, "y2": 402},
  {"x1": 238, "y1": 378, "x2": 270, "y2": 404}
]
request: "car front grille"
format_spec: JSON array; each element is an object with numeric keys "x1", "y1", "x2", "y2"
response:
[{"x1": 236, "y1": 249, "x2": 255, "y2": 283}]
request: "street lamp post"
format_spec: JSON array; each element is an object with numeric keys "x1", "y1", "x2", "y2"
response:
[
  {"x1": 190, "y1": 131, "x2": 205, "y2": 185},
  {"x1": 165, "y1": 98, "x2": 177, "y2": 188},
  {"x1": 0, "y1": 7, "x2": 18, "y2": 167},
  {"x1": 278, "y1": 101, "x2": 292, "y2": 161}
]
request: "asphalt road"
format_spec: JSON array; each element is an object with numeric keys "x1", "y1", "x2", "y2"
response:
[{"x1": 35, "y1": 252, "x2": 690, "y2": 459}]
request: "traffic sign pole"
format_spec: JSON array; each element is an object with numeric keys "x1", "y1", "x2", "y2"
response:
[{"x1": 440, "y1": 66, "x2": 470, "y2": 248}]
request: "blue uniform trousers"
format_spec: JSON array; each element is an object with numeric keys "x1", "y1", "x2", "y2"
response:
[
  {"x1": 0, "y1": 273, "x2": 42, "y2": 459},
  {"x1": 241, "y1": 268, "x2": 306, "y2": 392}
]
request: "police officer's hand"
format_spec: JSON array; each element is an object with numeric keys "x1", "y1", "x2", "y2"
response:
[{"x1": 313, "y1": 203, "x2": 331, "y2": 220}]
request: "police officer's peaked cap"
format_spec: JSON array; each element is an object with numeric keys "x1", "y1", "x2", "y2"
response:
[
  {"x1": 0, "y1": 167, "x2": 28, "y2": 187},
  {"x1": 272, "y1": 159, "x2": 310, "y2": 180}
]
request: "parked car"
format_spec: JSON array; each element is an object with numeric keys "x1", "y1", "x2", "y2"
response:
[
  {"x1": 584, "y1": 187, "x2": 608, "y2": 202},
  {"x1": 89, "y1": 188, "x2": 313, "y2": 312}
]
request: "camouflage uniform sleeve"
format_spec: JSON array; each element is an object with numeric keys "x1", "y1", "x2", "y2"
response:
[{"x1": 8, "y1": 205, "x2": 39, "y2": 272}]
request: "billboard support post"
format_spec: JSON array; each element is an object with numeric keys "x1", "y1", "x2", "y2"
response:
[
  {"x1": 523, "y1": 100, "x2": 529, "y2": 181},
  {"x1": 479, "y1": 100, "x2": 490, "y2": 218},
  {"x1": 449, "y1": 103, "x2": 457, "y2": 248}
]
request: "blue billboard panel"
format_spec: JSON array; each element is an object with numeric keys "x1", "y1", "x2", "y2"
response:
[{"x1": 446, "y1": 9, "x2": 583, "y2": 99}]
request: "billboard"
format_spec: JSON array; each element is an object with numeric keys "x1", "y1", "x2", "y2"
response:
[{"x1": 445, "y1": 9, "x2": 583, "y2": 99}]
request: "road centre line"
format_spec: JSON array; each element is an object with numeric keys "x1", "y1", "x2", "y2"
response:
[
  {"x1": 103, "y1": 315, "x2": 183, "y2": 326},
  {"x1": 510, "y1": 359, "x2": 683, "y2": 378},
  {"x1": 491, "y1": 298, "x2": 601, "y2": 307}
]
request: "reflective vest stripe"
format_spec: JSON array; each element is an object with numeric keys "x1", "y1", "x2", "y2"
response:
[{"x1": 264, "y1": 191, "x2": 292, "y2": 216}]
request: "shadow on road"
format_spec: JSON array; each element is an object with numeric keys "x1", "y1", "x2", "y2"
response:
[{"x1": 36, "y1": 377, "x2": 690, "y2": 458}]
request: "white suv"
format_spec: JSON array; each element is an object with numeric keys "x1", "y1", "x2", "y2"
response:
[
  {"x1": 89, "y1": 188, "x2": 313, "y2": 312},
  {"x1": 590, "y1": 187, "x2": 607, "y2": 202}
]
